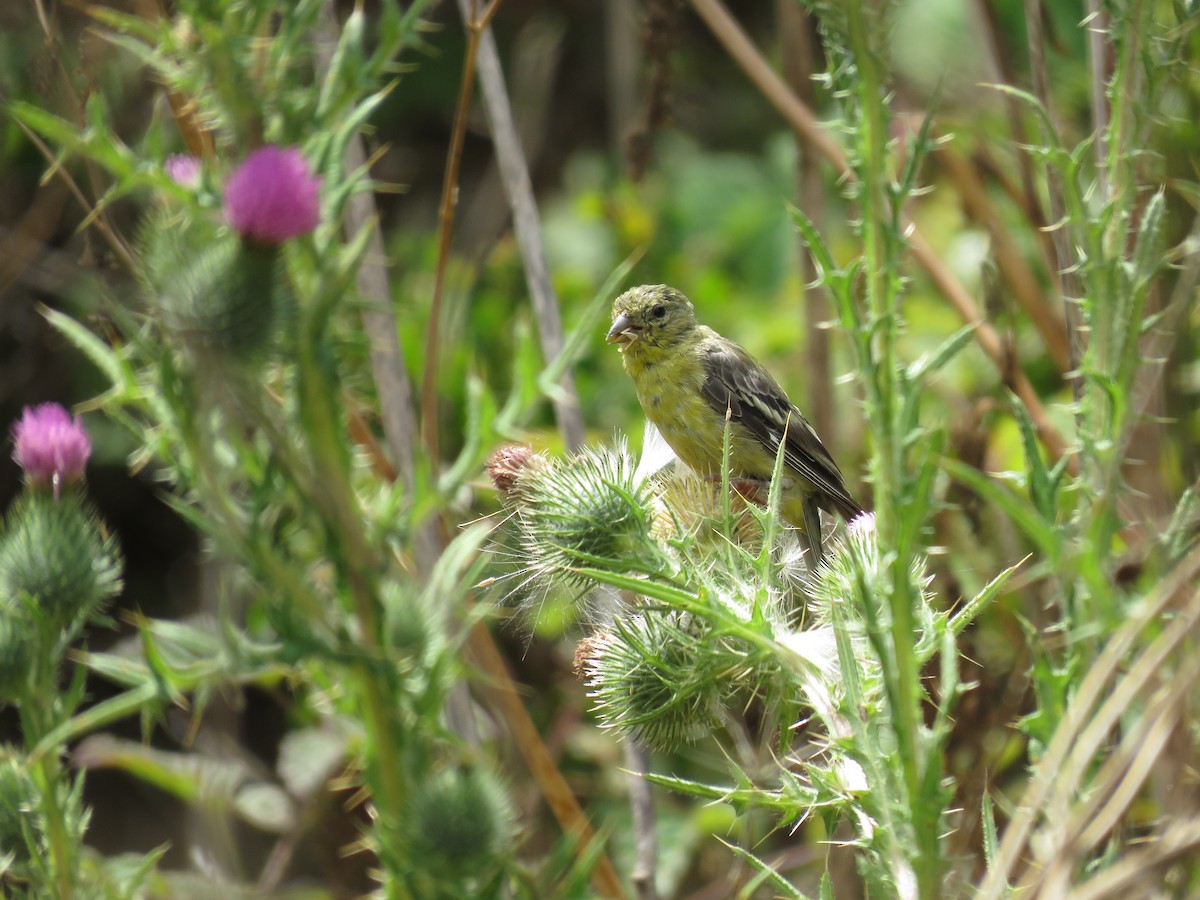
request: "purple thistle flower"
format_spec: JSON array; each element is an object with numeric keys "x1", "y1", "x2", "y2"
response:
[
  {"x1": 165, "y1": 154, "x2": 202, "y2": 188},
  {"x1": 12, "y1": 404, "x2": 91, "y2": 489},
  {"x1": 223, "y1": 146, "x2": 321, "y2": 245}
]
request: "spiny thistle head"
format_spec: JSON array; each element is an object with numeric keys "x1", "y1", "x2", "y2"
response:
[
  {"x1": 12, "y1": 404, "x2": 91, "y2": 491},
  {"x1": 808, "y1": 513, "x2": 878, "y2": 614},
  {"x1": 583, "y1": 612, "x2": 725, "y2": 750},
  {"x1": 805, "y1": 511, "x2": 935, "y2": 673},
  {"x1": 0, "y1": 491, "x2": 123, "y2": 630},
  {"x1": 223, "y1": 146, "x2": 320, "y2": 245},
  {"x1": 404, "y1": 765, "x2": 513, "y2": 879},
  {"x1": 652, "y1": 468, "x2": 764, "y2": 548},
  {"x1": 381, "y1": 581, "x2": 440, "y2": 664},
  {"x1": 141, "y1": 210, "x2": 289, "y2": 362},
  {"x1": 513, "y1": 443, "x2": 659, "y2": 584}
]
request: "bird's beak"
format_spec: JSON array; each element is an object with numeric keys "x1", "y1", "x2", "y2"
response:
[{"x1": 606, "y1": 314, "x2": 639, "y2": 345}]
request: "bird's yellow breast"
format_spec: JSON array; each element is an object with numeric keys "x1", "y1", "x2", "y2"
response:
[{"x1": 621, "y1": 341, "x2": 778, "y2": 478}]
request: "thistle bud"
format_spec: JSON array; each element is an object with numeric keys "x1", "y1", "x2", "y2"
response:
[
  {"x1": 145, "y1": 219, "x2": 289, "y2": 361},
  {"x1": 142, "y1": 146, "x2": 318, "y2": 363},
  {"x1": 404, "y1": 765, "x2": 512, "y2": 881},
  {"x1": 583, "y1": 612, "x2": 723, "y2": 750},
  {"x1": 572, "y1": 633, "x2": 603, "y2": 676},
  {"x1": 381, "y1": 581, "x2": 439, "y2": 663},
  {"x1": 654, "y1": 469, "x2": 763, "y2": 548},
  {"x1": 0, "y1": 491, "x2": 122, "y2": 631},
  {"x1": 513, "y1": 445, "x2": 659, "y2": 585},
  {"x1": 808, "y1": 513, "x2": 908, "y2": 603}
]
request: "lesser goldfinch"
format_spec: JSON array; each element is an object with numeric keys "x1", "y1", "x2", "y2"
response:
[{"x1": 607, "y1": 284, "x2": 862, "y2": 564}]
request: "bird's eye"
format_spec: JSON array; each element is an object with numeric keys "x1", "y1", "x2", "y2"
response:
[{"x1": 651, "y1": 304, "x2": 666, "y2": 319}]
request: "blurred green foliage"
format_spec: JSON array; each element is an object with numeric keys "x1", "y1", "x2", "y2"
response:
[{"x1": 0, "y1": 0, "x2": 1198, "y2": 897}]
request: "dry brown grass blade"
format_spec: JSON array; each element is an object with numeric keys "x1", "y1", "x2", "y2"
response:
[
  {"x1": 905, "y1": 231, "x2": 1073, "y2": 467},
  {"x1": 687, "y1": 0, "x2": 1075, "y2": 470},
  {"x1": 625, "y1": 738, "x2": 658, "y2": 900},
  {"x1": 341, "y1": 130, "x2": 423, "y2": 502},
  {"x1": 1066, "y1": 817, "x2": 1200, "y2": 900},
  {"x1": 311, "y1": 2, "x2": 433, "y2": 575},
  {"x1": 978, "y1": 540, "x2": 1200, "y2": 897},
  {"x1": 974, "y1": 0, "x2": 1057, "y2": 267},
  {"x1": 689, "y1": 0, "x2": 847, "y2": 171},
  {"x1": 1039, "y1": 583, "x2": 1200, "y2": 838},
  {"x1": 460, "y1": 0, "x2": 631, "y2": 880},
  {"x1": 421, "y1": 5, "x2": 483, "y2": 467},
  {"x1": 30, "y1": 0, "x2": 138, "y2": 271},
  {"x1": 1023, "y1": 642, "x2": 1200, "y2": 895}
]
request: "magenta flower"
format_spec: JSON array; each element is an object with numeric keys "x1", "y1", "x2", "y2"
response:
[
  {"x1": 165, "y1": 154, "x2": 202, "y2": 188},
  {"x1": 223, "y1": 146, "x2": 321, "y2": 245},
  {"x1": 12, "y1": 404, "x2": 91, "y2": 488}
]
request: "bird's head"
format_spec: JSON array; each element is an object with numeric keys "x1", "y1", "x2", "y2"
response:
[{"x1": 606, "y1": 284, "x2": 699, "y2": 355}]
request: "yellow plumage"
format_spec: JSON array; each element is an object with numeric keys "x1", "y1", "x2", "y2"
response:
[{"x1": 607, "y1": 284, "x2": 862, "y2": 564}]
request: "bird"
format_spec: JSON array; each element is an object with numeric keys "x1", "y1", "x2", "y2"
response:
[{"x1": 607, "y1": 284, "x2": 862, "y2": 564}]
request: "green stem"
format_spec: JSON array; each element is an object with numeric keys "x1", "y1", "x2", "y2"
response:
[
  {"x1": 36, "y1": 754, "x2": 75, "y2": 900},
  {"x1": 845, "y1": 3, "x2": 937, "y2": 895},
  {"x1": 21, "y1": 653, "x2": 76, "y2": 900},
  {"x1": 295, "y1": 318, "x2": 405, "y2": 818}
]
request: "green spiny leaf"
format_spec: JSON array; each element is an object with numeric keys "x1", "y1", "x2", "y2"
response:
[
  {"x1": 1131, "y1": 192, "x2": 1166, "y2": 286},
  {"x1": 981, "y1": 791, "x2": 1000, "y2": 875},
  {"x1": 1010, "y1": 396, "x2": 1061, "y2": 521},
  {"x1": 788, "y1": 204, "x2": 837, "y2": 287},
  {"x1": 43, "y1": 308, "x2": 139, "y2": 398},
  {"x1": 720, "y1": 839, "x2": 813, "y2": 900},
  {"x1": 946, "y1": 555, "x2": 1027, "y2": 641},
  {"x1": 906, "y1": 323, "x2": 976, "y2": 384},
  {"x1": 317, "y1": 6, "x2": 367, "y2": 118},
  {"x1": 896, "y1": 91, "x2": 942, "y2": 203}
]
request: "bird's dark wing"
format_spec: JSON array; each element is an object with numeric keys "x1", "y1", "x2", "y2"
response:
[{"x1": 699, "y1": 338, "x2": 862, "y2": 520}]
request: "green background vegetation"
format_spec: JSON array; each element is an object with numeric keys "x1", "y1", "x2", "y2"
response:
[{"x1": 0, "y1": 0, "x2": 1198, "y2": 897}]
